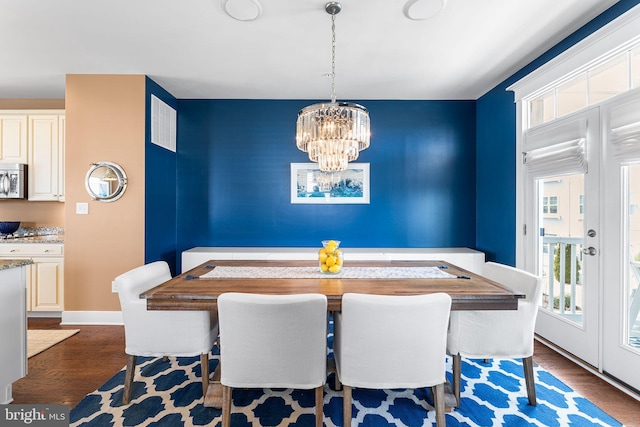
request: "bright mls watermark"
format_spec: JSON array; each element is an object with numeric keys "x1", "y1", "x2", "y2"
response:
[{"x1": 1, "y1": 405, "x2": 68, "y2": 426}]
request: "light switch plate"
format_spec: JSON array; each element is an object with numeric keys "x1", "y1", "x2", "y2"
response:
[{"x1": 76, "y1": 202, "x2": 89, "y2": 214}]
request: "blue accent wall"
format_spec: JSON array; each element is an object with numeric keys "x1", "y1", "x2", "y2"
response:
[
  {"x1": 145, "y1": 77, "x2": 179, "y2": 274},
  {"x1": 144, "y1": 1, "x2": 640, "y2": 273},
  {"x1": 174, "y1": 100, "x2": 476, "y2": 271},
  {"x1": 475, "y1": 87, "x2": 516, "y2": 265},
  {"x1": 476, "y1": 0, "x2": 640, "y2": 265}
]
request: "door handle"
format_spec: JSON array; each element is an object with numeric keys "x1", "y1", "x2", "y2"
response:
[{"x1": 582, "y1": 247, "x2": 597, "y2": 256}]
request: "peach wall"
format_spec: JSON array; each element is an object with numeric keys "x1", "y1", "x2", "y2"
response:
[
  {"x1": 0, "y1": 99, "x2": 66, "y2": 226},
  {"x1": 0, "y1": 201, "x2": 64, "y2": 227},
  {"x1": 64, "y1": 75, "x2": 146, "y2": 312},
  {"x1": 0, "y1": 99, "x2": 65, "y2": 109}
]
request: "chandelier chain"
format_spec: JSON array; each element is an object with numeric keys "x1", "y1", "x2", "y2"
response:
[
  {"x1": 295, "y1": 2, "x2": 370, "y2": 172},
  {"x1": 331, "y1": 13, "x2": 336, "y2": 103}
]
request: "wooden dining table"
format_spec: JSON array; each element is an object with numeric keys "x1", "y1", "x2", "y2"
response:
[
  {"x1": 140, "y1": 259, "x2": 524, "y2": 409},
  {"x1": 141, "y1": 259, "x2": 524, "y2": 312}
]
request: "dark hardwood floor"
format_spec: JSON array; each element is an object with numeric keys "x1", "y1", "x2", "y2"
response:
[
  {"x1": 533, "y1": 341, "x2": 640, "y2": 426},
  {"x1": 11, "y1": 318, "x2": 640, "y2": 426},
  {"x1": 12, "y1": 318, "x2": 128, "y2": 408}
]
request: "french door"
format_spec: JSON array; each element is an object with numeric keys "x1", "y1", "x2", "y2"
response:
[
  {"x1": 601, "y1": 90, "x2": 640, "y2": 391},
  {"x1": 523, "y1": 108, "x2": 600, "y2": 368},
  {"x1": 523, "y1": 89, "x2": 640, "y2": 391}
]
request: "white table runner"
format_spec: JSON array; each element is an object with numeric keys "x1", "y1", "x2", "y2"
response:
[{"x1": 198, "y1": 266, "x2": 457, "y2": 279}]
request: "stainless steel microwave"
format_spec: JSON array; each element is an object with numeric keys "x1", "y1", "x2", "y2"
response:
[{"x1": 0, "y1": 163, "x2": 27, "y2": 199}]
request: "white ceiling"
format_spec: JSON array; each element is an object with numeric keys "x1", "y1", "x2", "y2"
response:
[{"x1": 0, "y1": 0, "x2": 618, "y2": 100}]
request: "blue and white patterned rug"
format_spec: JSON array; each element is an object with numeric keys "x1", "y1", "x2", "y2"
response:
[{"x1": 70, "y1": 349, "x2": 622, "y2": 426}]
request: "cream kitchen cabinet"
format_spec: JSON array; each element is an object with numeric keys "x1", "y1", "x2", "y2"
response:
[
  {"x1": 0, "y1": 244, "x2": 64, "y2": 312},
  {"x1": 28, "y1": 113, "x2": 65, "y2": 201},
  {"x1": 27, "y1": 257, "x2": 64, "y2": 311},
  {"x1": 57, "y1": 115, "x2": 65, "y2": 201},
  {"x1": 0, "y1": 110, "x2": 65, "y2": 201},
  {"x1": 0, "y1": 114, "x2": 28, "y2": 163}
]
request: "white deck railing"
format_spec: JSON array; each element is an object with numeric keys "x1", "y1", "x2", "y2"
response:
[{"x1": 541, "y1": 236, "x2": 583, "y2": 316}]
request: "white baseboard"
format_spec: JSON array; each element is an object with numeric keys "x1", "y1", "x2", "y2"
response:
[
  {"x1": 27, "y1": 311, "x2": 62, "y2": 318},
  {"x1": 61, "y1": 310, "x2": 123, "y2": 325}
]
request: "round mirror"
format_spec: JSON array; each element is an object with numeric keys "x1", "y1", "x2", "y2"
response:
[{"x1": 85, "y1": 161, "x2": 128, "y2": 202}]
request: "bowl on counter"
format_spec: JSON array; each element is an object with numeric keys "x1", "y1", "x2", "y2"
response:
[{"x1": 0, "y1": 222, "x2": 20, "y2": 235}]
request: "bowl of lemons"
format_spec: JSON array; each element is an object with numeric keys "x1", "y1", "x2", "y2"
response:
[{"x1": 318, "y1": 240, "x2": 343, "y2": 274}]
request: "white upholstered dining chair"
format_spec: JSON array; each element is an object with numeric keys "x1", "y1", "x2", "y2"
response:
[
  {"x1": 114, "y1": 261, "x2": 219, "y2": 405},
  {"x1": 447, "y1": 261, "x2": 543, "y2": 407},
  {"x1": 217, "y1": 292, "x2": 328, "y2": 427},
  {"x1": 333, "y1": 293, "x2": 452, "y2": 427}
]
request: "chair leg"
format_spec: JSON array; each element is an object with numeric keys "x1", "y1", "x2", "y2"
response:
[
  {"x1": 200, "y1": 353, "x2": 209, "y2": 398},
  {"x1": 328, "y1": 357, "x2": 341, "y2": 391},
  {"x1": 452, "y1": 354, "x2": 461, "y2": 408},
  {"x1": 123, "y1": 354, "x2": 137, "y2": 405},
  {"x1": 343, "y1": 385, "x2": 352, "y2": 427},
  {"x1": 222, "y1": 385, "x2": 232, "y2": 427},
  {"x1": 522, "y1": 356, "x2": 537, "y2": 406},
  {"x1": 431, "y1": 383, "x2": 446, "y2": 427},
  {"x1": 315, "y1": 385, "x2": 323, "y2": 427}
]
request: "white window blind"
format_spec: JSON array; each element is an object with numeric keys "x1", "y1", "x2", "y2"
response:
[
  {"x1": 607, "y1": 96, "x2": 640, "y2": 162},
  {"x1": 524, "y1": 138, "x2": 587, "y2": 178},
  {"x1": 523, "y1": 114, "x2": 589, "y2": 179},
  {"x1": 610, "y1": 123, "x2": 640, "y2": 161}
]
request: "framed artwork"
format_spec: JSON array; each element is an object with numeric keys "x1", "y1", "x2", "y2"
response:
[{"x1": 290, "y1": 163, "x2": 370, "y2": 204}]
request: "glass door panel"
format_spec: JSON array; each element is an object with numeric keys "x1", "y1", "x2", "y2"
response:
[
  {"x1": 625, "y1": 164, "x2": 640, "y2": 349},
  {"x1": 538, "y1": 174, "x2": 584, "y2": 325}
]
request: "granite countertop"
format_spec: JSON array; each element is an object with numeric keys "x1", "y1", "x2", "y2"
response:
[
  {"x1": 0, "y1": 226, "x2": 64, "y2": 244},
  {"x1": 0, "y1": 235, "x2": 64, "y2": 244},
  {"x1": 0, "y1": 259, "x2": 34, "y2": 270}
]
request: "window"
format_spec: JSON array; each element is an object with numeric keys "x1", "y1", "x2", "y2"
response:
[
  {"x1": 543, "y1": 196, "x2": 558, "y2": 214},
  {"x1": 579, "y1": 194, "x2": 584, "y2": 214},
  {"x1": 632, "y1": 46, "x2": 640, "y2": 89},
  {"x1": 589, "y1": 53, "x2": 628, "y2": 104},
  {"x1": 558, "y1": 75, "x2": 587, "y2": 117},
  {"x1": 530, "y1": 89, "x2": 555, "y2": 128},
  {"x1": 528, "y1": 40, "x2": 640, "y2": 128}
]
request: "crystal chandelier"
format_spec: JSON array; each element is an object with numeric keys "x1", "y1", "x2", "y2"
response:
[{"x1": 296, "y1": 2, "x2": 370, "y2": 172}]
